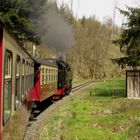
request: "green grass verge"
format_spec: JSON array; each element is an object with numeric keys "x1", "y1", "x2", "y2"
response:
[{"x1": 40, "y1": 80, "x2": 140, "y2": 140}]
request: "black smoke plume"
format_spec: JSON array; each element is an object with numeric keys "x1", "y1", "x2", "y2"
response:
[{"x1": 37, "y1": 2, "x2": 74, "y2": 58}]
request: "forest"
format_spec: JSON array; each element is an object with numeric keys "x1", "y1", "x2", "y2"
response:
[{"x1": 0, "y1": 0, "x2": 140, "y2": 79}]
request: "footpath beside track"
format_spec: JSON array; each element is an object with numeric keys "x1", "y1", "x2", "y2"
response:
[{"x1": 24, "y1": 81, "x2": 98, "y2": 140}]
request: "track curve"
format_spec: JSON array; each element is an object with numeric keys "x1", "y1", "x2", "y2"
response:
[{"x1": 24, "y1": 81, "x2": 98, "y2": 140}]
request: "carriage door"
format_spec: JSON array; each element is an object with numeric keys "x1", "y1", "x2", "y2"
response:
[
  {"x1": 3, "y1": 50, "x2": 12, "y2": 125},
  {"x1": 15, "y1": 56, "x2": 21, "y2": 110}
]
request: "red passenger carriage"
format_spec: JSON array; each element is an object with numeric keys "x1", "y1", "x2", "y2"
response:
[
  {"x1": 0, "y1": 21, "x2": 72, "y2": 140},
  {"x1": 33, "y1": 58, "x2": 58, "y2": 102},
  {"x1": 0, "y1": 21, "x2": 35, "y2": 140}
]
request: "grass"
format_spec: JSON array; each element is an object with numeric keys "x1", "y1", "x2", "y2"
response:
[
  {"x1": 72, "y1": 79, "x2": 93, "y2": 86},
  {"x1": 39, "y1": 80, "x2": 140, "y2": 140}
]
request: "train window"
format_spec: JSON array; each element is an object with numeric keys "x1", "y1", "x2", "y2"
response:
[
  {"x1": 28, "y1": 63, "x2": 29, "y2": 75},
  {"x1": 28, "y1": 63, "x2": 30, "y2": 89},
  {"x1": 53, "y1": 69, "x2": 55, "y2": 82},
  {"x1": 46, "y1": 74, "x2": 48, "y2": 84},
  {"x1": 3, "y1": 51, "x2": 12, "y2": 125},
  {"x1": 54, "y1": 74, "x2": 55, "y2": 82},
  {"x1": 49, "y1": 69, "x2": 50, "y2": 83},
  {"x1": 54, "y1": 70, "x2": 55, "y2": 82},
  {"x1": 46, "y1": 69, "x2": 48, "y2": 84},
  {"x1": 15, "y1": 56, "x2": 21, "y2": 110},
  {"x1": 48, "y1": 70, "x2": 50, "y2": 84},
  {"x1": 42, "y1": 75, "x2": 44, "y2": 85},
  {"x1": 56, "y1": 70, "x2": 58, "y2": 82},
  {"x1": 21, "y1": 59, "x2": 25, "y2": 100},
  {"x1": 22, "y1": 60, "x2": 25, "y2": 75},
  {"x1": 5, "y1": 52, "x2": 12, "y2": 77},
  {"x1": 52, "y1": 69, "x2": 53, "y2": 82},
  {"x1": 16, "y1": 57, "x2": 20, "y2": 75},
  {"x1": 56, "y1": 69, "x2": 57, "y2": 81},
  {"x1": 51, "y1": 70, "x2": 53, "y2": 82},
  {"x1": 25, "y1": 62, "x2": 28, "y2": 92},
  {"x1": 42, "y1": 68, "x2": 44, "y2": 73},
  {"x1": 43, "y1": 67, "x2": 46, "y2": 85}
]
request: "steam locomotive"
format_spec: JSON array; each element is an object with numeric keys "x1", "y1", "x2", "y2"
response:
[{"x1": 0, "y1": 21, "x2": 72, "y2": 139}]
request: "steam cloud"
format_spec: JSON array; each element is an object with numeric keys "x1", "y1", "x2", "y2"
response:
[{"x1": 37, "y1": 5, "x2": 74, "y2": 57}]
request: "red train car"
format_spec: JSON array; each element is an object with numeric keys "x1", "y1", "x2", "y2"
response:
[
  {"x1": 32, "y1": 59, "x2": 72, "y2": 101},
  {"x1": 0, "y1": 21, "x2": 73, "y2": 139},
  {"x1": 33, "y1": 58, "x2": 58, "y2": 102},
  {"x1": 0, "y1": 21, "x2": 35, "y2": 139}
]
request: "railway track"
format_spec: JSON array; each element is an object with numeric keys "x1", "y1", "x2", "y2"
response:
[
  {"x1": 24, "y1": 81, "x2": 97, "y2": 140},
  {"x1": 72, "y1": 81, "x2": 95, "y2": 92}
]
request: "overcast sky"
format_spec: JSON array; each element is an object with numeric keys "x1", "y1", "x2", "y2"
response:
[{"x1": 57, "y1": 0, "x2": 139, "y2": 26}]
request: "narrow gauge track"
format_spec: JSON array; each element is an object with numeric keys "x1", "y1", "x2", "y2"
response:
[
  {"x1": 24, "y1": 81, "x2": 96, "y2": 140},
  {"x1": 72, "y1": 81, "x2": 95, "y2": 92}
]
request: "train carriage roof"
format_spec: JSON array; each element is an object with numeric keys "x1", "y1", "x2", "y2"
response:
[
  {"x1": 0, "y1": 20, "x2": 35, "y2": 61},
  {"x1": 44, "y1": 59, "x2": 68, "y2": 69},
  {"x1": 34, "y1": 58, "x2": 71, "y2": 70},
  {"x1": 34, "y1": 57, "x2": 58, "y2": 68},
  {"x1": 44, "y1": 59, "x2": 71, "y2": 70}
]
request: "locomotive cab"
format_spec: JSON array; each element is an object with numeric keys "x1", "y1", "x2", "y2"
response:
[
  {"x1": 64, "y1": 64, "x2": 72, "y2": 94},
  {"x1": 55, "y1": 61, "x2": 66, "y2": 98},
  {"x1": 53, "y1": 60, "x2": 72, "y2": 99}
]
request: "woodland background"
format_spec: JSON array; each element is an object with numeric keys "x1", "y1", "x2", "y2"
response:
[{"x1": 0, "y1": 0, "x2": 124, "y2": 79}]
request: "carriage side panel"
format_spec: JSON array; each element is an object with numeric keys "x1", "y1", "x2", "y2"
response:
[{"x1": 0, "y1": 27, "x2": 3, "y2": 138}]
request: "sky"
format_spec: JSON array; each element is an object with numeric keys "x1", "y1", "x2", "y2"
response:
[{"x1": 57, "y1": 0, "x2": 139, "y2": 26}]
